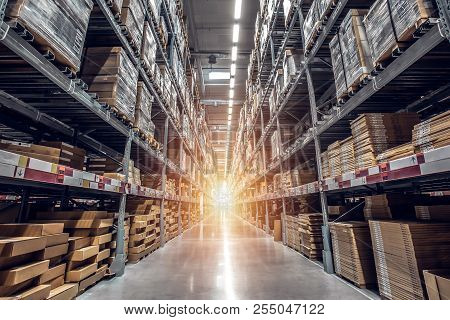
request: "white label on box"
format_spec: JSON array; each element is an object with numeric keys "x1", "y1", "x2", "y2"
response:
[
  {"x1": 28, "y1": 158, "x2": 53, "y2": 173},
  {"x1": 104, "y1": 184, "x2": 117, "y2": 192},
  {"x1": 367, "y1": 166, "x2": 380, "y2": 176},
  {"x1": 89, "y1": 182, "x2": 99, "y2": 190},
  {"x1": 423, "y1": 145, "x2": 450, "y2": 163},
  {"x1": 351, "y1": 177, "x2": 367, "y2": 187},
  {"x1": 342, "y1": 171, "x2": 356, "y2": 181},
  {"x1": 71, "y1": 169, "x2": 84, "y2": 179},
  {"x1": 82, "y1": 171, "x2": 97, "y2": 182},
  {"x1": 420, "y1": 158, "x2": 450, "y2": 176},
  {"x1": 63, "y1": 176, "x2": 83, "y2": 188},
  {"x1": 389, "y1": 156, "x2": 418, "y2": 171},
  {"x1": 0, "y1": 163, "x2": 16, "y2": 178},
  {"x1": 14, "y1": 167, "x2": 25, "y2": 179},
  {"x1": 0, "y1": 149, "x2": 23, "y2": 166}
]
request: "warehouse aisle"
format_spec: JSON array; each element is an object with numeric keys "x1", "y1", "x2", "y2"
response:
[{"x1": 79, "y1": 215, "x2": 370, "y2": 300}]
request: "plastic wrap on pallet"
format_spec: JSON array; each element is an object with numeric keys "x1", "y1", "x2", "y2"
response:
[
  {"x1": 135, "y1": 82, "x2": 153, "y2": 121},
  {"x1": 5, "y1": 0, "x2": 94, "y2": 72},
  {"x1": 283, "y1": 0, "x2": 292, "y2": 26},
  {"x1": 282, "y1": 49, "x2": 302, "y2": 90},
  {"x1": 329, "y1": 34, "x2": 348, "y2": 99},
  {"x1": 82, "y1": 47, "x2": 138, "y2": 122},
  {"x1": 121, "y1": 0, "x2": 146, "y2": 54},
  {"x1": 148, "y1": 0, "x2": 162, "y2": 20},
  {"x1": 141, "y1": 22, "x2": 157, "y2": 72},
  {"x1": 339, "y1": 10, "x2": 372, "y2": 92},
  {"x1": 160, "y1": 16, "x2": 169, "y2": 47},
  {"x1": 303, "y1": 0, "x2": 319, "y2": 47}
]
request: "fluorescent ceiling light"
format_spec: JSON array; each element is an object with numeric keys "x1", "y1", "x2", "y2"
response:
[
  {"x1": 230, "y1": 78, "x2": 235, "y2": 88},
  {"x1": 234, "y1": 0, "x2": 242, "y2": 19},
  {"x1": 230, "y1": 63, "x2": 236, "y2": 76},
  {"x1": 228, "y1": 108, "x2": 233, "y2": 115},
  {"x1": 228, "y1": 114, "x2": 232, "y2": 121},
  {"x1": 231, "y1": 46, "x2": 238, "y2": 61},
  {"x1": 228, "y1": 120, "x2": 232, "y2": 126},
  {"x1": 229, "y1": 90, "x2": 234, "y2": 99},
  {"x1": 233, "y1": 24, "x2": 240, "y2": 43},
  {"x1": 209, "y1": 72, "x2": 230, "y2": 80},
  {"x1": 229, "y1": 100, "x2": 233, "y2": 107}
]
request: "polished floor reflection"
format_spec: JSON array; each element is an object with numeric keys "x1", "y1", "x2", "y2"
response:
[{"x1": 79, "y1": 215, "x2": 370, "y2": 300}]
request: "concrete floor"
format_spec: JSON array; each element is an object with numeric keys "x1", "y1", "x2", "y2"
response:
[{"x1": 79, "y1": 215, "x2": 372, "y2": 300}]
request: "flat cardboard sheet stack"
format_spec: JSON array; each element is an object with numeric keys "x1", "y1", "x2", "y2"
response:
[
  {"x1": 327, "y1": 141, "x2": 342, "y2": 178},
  {"x1": 126, "y1": 200, "x2": 158, "y2": 263},
  {"x1": 32, "y1": 211, "x2": 114, "y2": 295},
  {"x1": 351, "y1": 113, "x2": 420, "y2": 170},
  {"x1": 299, "y1": 214, "x2": 323, "y2": 260},
  {"x1": 340, "y1": 137, "x2": 355, "y2": 173},
  {"x1": 369, "y1": 220, "x2": 450, "y2": 300},
  {"x1": 364, "y1": 193, "x2": 425, "y2": 220},
  {"x1": 412, "y1": 110, "x2": 450, "y2": 152},
  {"x1": 297, "y1": 194, "x2": 321, "y2": 214},
  {"x1": 0, "y1": 140, "x2": 86, "y2": 170},
  {"x1": 86, "y1": 158, "x2": 141, "y2": 185},
  {"x1": 284, "y1": 215, "x2": 301, "y2": 252},
  {"x1": 415, "y1": 205, "x2": 450, "y2": 222},
  {"x1": 294, "y1": 168, "x2": 317, "y2": 186},
  {"x1": 321, "y1": 151, "x2": 330, "y2": 178},
  {"x1": 167, "y1": 202, "x2": 179, "y2": 240},
  {"x1": 376, "y1": 142, "x2": 415, "y2": 163},
  {"x1": 329, "y1": 222, "x2": 377, "y2": 287},
  {"x1": 0, "y1": 223, "x2": 73, "y2": 300}
]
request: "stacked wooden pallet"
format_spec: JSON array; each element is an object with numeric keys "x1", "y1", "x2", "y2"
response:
[
  {"x1": 351, "y1": 113, "x2": 420, "y2": 170},
  {"x1": 285, "y1": 215, "x2": 301, "y2": 252},
  {"x1": 0, "y1": 223, "x2": 76, "y2": 300},
  {"x1": 329, "y1": 222, "x2": 377, "y2": 288},
  {"x1": 412, "y1": 110, "x2": 450, "y2": 152},
  {"x1": 31, "y1": 211, "x2": 114, "y2": 296},
  {"x1": 299, "y1": 214, "x2": 323, "y2": 260},
  {"x1": 369, "y1": 220, "x2": 450, "y2": 299},
  {"x1": 0, "y1": 140, "x2": 85, "y2": 170}
]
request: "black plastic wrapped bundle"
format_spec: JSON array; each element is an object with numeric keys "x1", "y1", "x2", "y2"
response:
[
  {"x1": 339, "y1": 10, "x2": 372, "y2": 90},
  {"x1": 5, "y1": 0, "x2": 93, "y2": 72},
  {"x1": 141, "y1": 22, "x2": 157, "y2": 72},
  {"x1": 329, "y1": 34, "x2": 348, "y2": 99},
  {"x1": 121, "y1": 0, "x2": 146, "y2": 53}
]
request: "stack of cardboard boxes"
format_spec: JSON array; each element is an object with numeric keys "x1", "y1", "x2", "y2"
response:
[
  {"x1": 285, "y1": 215, "x2": 301, "y2": 252},
  {"x1": 299, "y1": 214, "x2": 323, "y2": 260}
]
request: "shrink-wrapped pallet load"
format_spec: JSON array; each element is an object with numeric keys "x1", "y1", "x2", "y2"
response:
[
  {"x1": 121, "y1": 0, "x2": 146, "y2": 53},
  {"x1": 5, "y1": 0, "x2": 93, "y2": 72}
]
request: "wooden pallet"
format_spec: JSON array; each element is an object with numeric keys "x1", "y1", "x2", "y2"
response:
[{"x1": 109, "y1": 105, "x2": 134, "y2": 126}]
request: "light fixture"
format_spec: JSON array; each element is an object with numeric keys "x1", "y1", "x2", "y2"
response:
[
  {"x1": 230, "y1": 78, "x2": 235, "y2": 89},
  {"x1": 209, "y1": 72, "x2": 231, "y2": 80},
  {"x1": 229, "y1": 89, "x2": 234, "y2": 99},
  {"x1": 234, "y1": 0, "x2": 242, "y2": 19},
  {"x1": 233, "y1": 24, "x2": 240, "y2": 43},
  {"x1": 228, "y1": 107, "x2": 233, "y2": 115},
  {"x1": 231, "y1": 46, "x2": 238, "y2": 61},
  {"x1": 229, "y1": 100, "x2": 233, "y2": 107},
  {"x1": 228, "y1": 114, "x2": 232, "y2": 121},
  {"x1": 230, "y1": 63, "x2": 236, "y2": 76}
]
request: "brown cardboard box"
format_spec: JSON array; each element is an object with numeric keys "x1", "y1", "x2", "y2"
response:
[
  {"x1": 44, "y1": 233, "x2": 69, "y2": 247},
  {"x1": 68, "y1": 237, "x2": 92, "y2": 251},
  {"x1": 0, "y1": 260, "x2": 49, "y2": 286},
  {"x1": 16, "y1": 284, "x2": 51, "y2": 300},
  {"x1": 37, "y1": 243, "x2": 69, "y2": 260},
  {"x1": 273, "y1": 220, "x2": 282, "y2": 241},
  {"x1": 48, "y1": 283, "x2": 78, "y2": 300},
  {"x1": 95, "y1": 249, "x2": 110, "y2": 263},
  {"x1": 78, "y1": 265, "x2": 107, "y2": 293},
  {"x1": 39, "y1": 263, "x2": 66, "y2": 284},
  {"x1": 65, "y1": 263, "x2": 97, "y2": 282},
  {"x1": 67, "y1": 246, "x2": 99, "y2": 261},
  {"x1": 0, "y1": 237, "x2": 46, "y2": 257},
  {"x1": 31, "y1": 219, "x2": 113, "y2": 229},
  {"x1": 47, "y1": 275, "x2": 65, "y2": 290},
  {"x1": 0, "y1": 224, "x2": 64, "y2": 237},
  {"x1": 424, "y1": 270, "x2": 450, "y2": 300},
  {"x1": 91, "y1": 233, "x2": 112, "y2": 245},
  {"x1": 35, "y1": 211, "x2": 111, "y2": 220}
]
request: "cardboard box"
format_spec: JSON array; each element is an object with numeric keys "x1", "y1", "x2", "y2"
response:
[
  {"x1": 15, "y1": 284, "x2": 51, "y2": 300},
  {"x1": 44, "y1": 233, "x2": 69, "y2": 247},
  {"x1": 67, "y1": 246, "x2": 99, "y2": 261},
  {"x1": 424, "y1": 270, "x2": 450, "y2": 300},
  {"x1": 0, "y1": 260, "x2": 49, "y2": 286},
  {"x1": 37, "y1": 243, "x2": 69, "y2": 260},
  {"x1": 65, "y1": 263, "x2": 97, "y2": 282},
  {"x1": 48, "y1": 284, "x2": 78, "y2": 300},
  {"x1": 39, "y1": 263, "x2": 66, "y2": 284},
  {"x1": 68, "y1": 237, "x2": 92, "y2": 251},
  {"x1": 78, "y1": 265, "x2": 107, "y2": 293},
  {"x1": 31, "y1": 219, "x2": 113, "y2": 229},
  {"x1": 0, "y1": 224, "x2": 64, "y2": 237},
  {"x1": 91, "y1": 233, "x2": 112, "y2": 246},
  {"x1": 0, "y1": 237, "x2": 46, "y2": 257},
  {"x1": 95, "y1": 249, "x2": 110, "y2": 263}
]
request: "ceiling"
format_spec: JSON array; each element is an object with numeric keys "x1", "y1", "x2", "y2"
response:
[{"x1": 185, "y1": 0, "x2": 259, "y2": 176}]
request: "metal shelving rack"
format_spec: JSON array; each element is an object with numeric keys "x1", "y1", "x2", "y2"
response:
[
  {"x1": 0, "y1": 0, "x2": 208, "y2": 277},
  {"x1": 234, "y1": 0, "x2": 450, "y2": 277}
]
